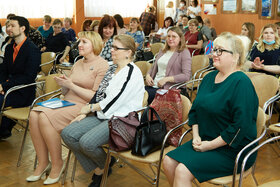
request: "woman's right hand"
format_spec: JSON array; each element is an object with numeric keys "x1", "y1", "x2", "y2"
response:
[
  {"x1": 145, "y1": 74, "x2": 154, "y2": 86},
  {"x1": 70, "y1": 114, "x2": 86, "y2": 123},
  {"x1": 192, "y1": 136, "x2": 201, "y2": 147}
]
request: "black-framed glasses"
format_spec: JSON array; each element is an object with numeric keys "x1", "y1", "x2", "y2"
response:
[
  {"x1": 111, "y1": 45, "x2": 129, "y2": 51},
  {"x1": 211, "y1": 48, "x2": 233, "y2": 56}
]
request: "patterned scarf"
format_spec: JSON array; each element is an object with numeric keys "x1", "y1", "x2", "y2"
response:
[{"x1": 91, "y1": 64, "x2": 117, "y2": 103}]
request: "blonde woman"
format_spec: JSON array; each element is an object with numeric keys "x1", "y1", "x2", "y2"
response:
[
  {"x1": 165, "y1": 1, "x2": 175, "y2": 19},
  {"x1": 249, "y1": 24, "x2": 280, "y2": 76},
  {"x1": 126, "y1": 18, "x2": 145, "y2": 50},
  {"x1": 26, "y1": 31, "x2": 109, "y2": 185}
]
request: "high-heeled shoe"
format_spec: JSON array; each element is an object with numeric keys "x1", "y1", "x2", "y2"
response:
[
  {"x1": 26, "y1": 162, "x2": 51, "y2": 182},
  {"x1": 43, "y1": 162, "x2": 66, "y2": 185}
]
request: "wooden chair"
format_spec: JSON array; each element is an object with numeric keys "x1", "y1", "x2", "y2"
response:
[
  {"x1": 101, "y1": 95, "x2": 192, "y2": 187},
  {"x1": 0, "y1": 74, "x2": 61, "y2": 167},
  {"x1": 150, "y1": 42, "x2": 164, "y2": 56},
  {"x1": 238, "y1": 135, "x2": 280, "y2": 187}
]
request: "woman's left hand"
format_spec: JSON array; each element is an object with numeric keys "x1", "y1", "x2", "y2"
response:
[
  {"x1": 157, "y1": 77, "x2": 168, "y2": 88},
  {"x1": 70, "y1": 114, "x2": 87, "y2": 123},
  {"x1": 252, "y1": 57, "x2": 264, "y2": 70},
  {"x1": 193, "y1": 141, "x2": 212, "y2": 152},
  {"x1": 54, "y1": 75, "x2": 73, "y2": 89},
  {"x1": 79, "y1": 104, "x2": 91, "y2": 115}
]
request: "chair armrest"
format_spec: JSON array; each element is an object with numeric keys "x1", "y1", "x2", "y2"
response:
[
  {"x1": 179, "y1": 128, "x2": 192, "y2": 146},
  {"x1": 232, "y1": 126, "x2": 267, "y2": 186},
  {"x1": 40, "y1": 59, "x2": 55, "y2": 67},
  {"x1": 175, "y1": 78, "x2": 203, "y2": 89},
  {"x1": 193, "y1": 65, "x2": 211, "y2": 80},
  {"x1": 29, "y1": 88, "x2": 62, "y2": 109},
  {"x1": 1, "y1": 81, "x2": 45, "y2": 112}
]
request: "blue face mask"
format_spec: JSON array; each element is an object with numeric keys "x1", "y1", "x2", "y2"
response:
[{"x1": 263, "y1": 39, "x2": 275, "y2": 45}]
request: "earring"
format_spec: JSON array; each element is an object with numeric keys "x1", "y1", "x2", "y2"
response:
[{"x1": 126, "y1": 56, "x2": 129, "y2": 59}]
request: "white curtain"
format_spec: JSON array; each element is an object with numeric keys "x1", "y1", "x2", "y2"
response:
[
  {"x1": 0, "y1": 0, "x2": 74, "y2": 19},
  {"x1": 84, "y1": 0, "x2": 153, "y2": 17}
]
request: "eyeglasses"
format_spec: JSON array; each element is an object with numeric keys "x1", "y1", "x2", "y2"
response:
[
  {"x1": 111, "y1": 45, "x2": 129, "y2": 51},
  {"x1": 211, "y1": 48, "x2": 233, "y2": 56}
]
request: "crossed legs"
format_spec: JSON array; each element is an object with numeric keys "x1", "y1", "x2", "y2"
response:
[
  {"x1": 163, "y1": 155, "x2": 194, "y2": 187},
  {"x1": 29, "y1": 111, "x2": 63, "y2": 178}
]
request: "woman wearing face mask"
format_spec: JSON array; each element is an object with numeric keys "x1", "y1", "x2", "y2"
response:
[
  {"x1": 174, "y1": 0, "x2": 188, "y2": 24},
  {"x1": 187, "y1": 0, "x2": 201, "y2": 19},
  {"x1": 249, "y1": 24, "x2": 280, "y2": 76}
]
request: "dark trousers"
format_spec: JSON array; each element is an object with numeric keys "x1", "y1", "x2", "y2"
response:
[
  {"x1": 145, "y1": 86, "x2": 159, "y2": 105},
  {"x1": 0, "y1": 94, "x2": 16, "y2": 134}
]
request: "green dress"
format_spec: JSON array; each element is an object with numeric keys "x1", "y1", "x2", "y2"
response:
[{"x1": 167, "y1": 70, "x2": 259, "y2": 182}]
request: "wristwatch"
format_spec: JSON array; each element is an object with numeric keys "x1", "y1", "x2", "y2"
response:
[{"x1": 90, "y1": 104, "x2": 94, "y2": 112}]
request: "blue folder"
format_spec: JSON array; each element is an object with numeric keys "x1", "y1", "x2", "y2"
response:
[{"x1": 37, "y1": 98, "x2": 75, "y2": 109}]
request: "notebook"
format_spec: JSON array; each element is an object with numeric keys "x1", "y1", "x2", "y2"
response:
[{"x1": 37, "y1": 98, "x2": 75, "y2": 109}]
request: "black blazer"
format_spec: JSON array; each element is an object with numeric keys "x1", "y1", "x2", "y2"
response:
[{"x1": 0, "y1": 38, "x2": 41, "y2": 107}]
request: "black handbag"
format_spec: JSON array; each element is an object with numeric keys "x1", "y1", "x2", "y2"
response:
[{"x1": 131, "y1": 106, "x2": 167, "y2": 156}]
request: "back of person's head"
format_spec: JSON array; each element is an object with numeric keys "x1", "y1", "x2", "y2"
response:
[
  {"x1": 64, "y1": 17, "x2": 72, "y2": 25},
  {"x1": 90, "y1": 20, "x2": 100, "y2": 30},
  {"x1": 98, "y1": 14, "x2": 117, "y2": 38},
  {"x1": 192, "y1": 0, "x2": 199, "y2": 7},
  {"x1": 7, "y1": 13, "x2": 16, "y2": 20},
  {"x1": 43, "y1": 15, "x2": 52, "y2": 23},
  {"x1": 166, "y1": 1, "x2": 174, "y2": 8},
  {"x1": 188, "y1": 19, "x2": 199, "y2": 27},
  {"x1": 149, "y1": 6, "x2": 156, "y2": 13},
  {"x1": 214, "y1": 32, "x2": 245, "y2": 67},
  {"x1": 53, "y1": 19, "x2": 62, "y2": 26},
  {"x1": 10, "y1": 16, "x2": 30, "y2": 36},
  {"x1": 129, "y1": 17, "x2": 142, "y2": 31},
  {"x1": 164, "y1": 17, "x2": 174, "y2": 28},
  {"x1": 78, "y1": 31, "x2": 103, "y2": 55},
  {"x1": 113, "y1": 14, "x2": 124, "y2": 28},
  {"x1": 257, "y1": 24, "x2": 280, "y2": 52},
  {"x1": 81, "y1": 19, "x2": 93, "y2": 31},
  {"x1": 113, "y1": 34, "x2": 136, "y2": 59},
  {"x1": 236, "y1": 35, "x2": 251, "y2": 56},
  {"x1": 163, "y1": 26, "x2": 186, "y2": 52},
  {"x1": 203, "y1": 18, "x2": 211, "y2": 25},
  {"x1": 195, "y1": 16, "x2": 203, "y2": 25}
]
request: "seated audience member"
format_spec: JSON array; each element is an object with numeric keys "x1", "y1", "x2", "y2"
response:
[
  {"x1": 90, "y1": 20, "x2": 100, "y2": 33},
  {"x1": 203, "y1": 18, "x2": 216, "y2": 40},
  {"x1": 187, "y1": 0, "x2": 201, "y2": 19},
  {"x1": 249, "y1": 24, "x2": 280, "y2": 76},
  {"x1": 62, "y1": 17, "x2": 76, "y2": 42},
  {"x1": 0, "y1": 20, "x2": 13, "y2": 57},
  {"x1": 140, "y1": 5, "x2": 156, "y2": 36},
  {"x1": 145, "y1": 27, "x2": 192, "y2": 104},
  {"x1": 163, "y1": 32, "x2": 259, "y2": 187},
  {"x1": 26, "y1": 31, "x2": 109, "y2": 185},
  {"x1": 81, "y1": 19, "x2": 93, "y2": 31},
  {"x1": 29, "y1": 26, "x2": 45, "y2": 50},
  {"x1": 185, "y1": 19, "x2": 203, "y2": 56},
  {"x1": 99, "y1": 15, "x2": 117, "y2": 62},
  {"x1": 179, "y1": 15, "x2": 190, "y2": 34},
  {"x1": 37, "y1": 15, "x2": 53, "y2": 39},
  {"x1": 113, "y1": 14, "x2": 127, "y2": 35},
  {"x1": 241, "y1": 22, "x2": 256, "y2": 50},
  {"x1": 275, "y1": 22, "x2": 280, "y2": 37},
  {"x1": 61, "y1": 34, "x2": 145, "y2": 187},
  {"x1": 154, "y1": 16, "x2": 174, "y2": 42},
  {"x1": 126, "y1": 17, "x2": 145, "y2": 50},
  {"x1": 174, "y1": 0, "x2": 188, "y2": 24},
  {"x1": 0, "y1": 24, "x2": 5, "y2": 50},
  {"x1": 196, "y1": 16, "x2": 212, "y2": 51},
  {"x1": 165, "y1": 1, "x2": 175, "y2": 19},
  {"x1": 0, "y1": 16, "x2": 41, "y2": 139},
  {"x1": 1, "y1": 13, "x2": 16, "y2": 37},
  {"x1": 41, "y1": 19, "x2": 70, "y2": 63}
]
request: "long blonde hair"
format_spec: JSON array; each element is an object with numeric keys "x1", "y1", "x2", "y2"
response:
[{"x1": 257, "y1": 24, "x2": 280, "y2": 52}]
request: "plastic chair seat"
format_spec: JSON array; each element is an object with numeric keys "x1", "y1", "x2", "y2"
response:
[
  {"x1": 118, "y1": 146, "x2": 175, "y2": 164},
  {"x1": 3, "y1": 107, "x2": 30, "y2": 121},
  {"x1": 208, "y1": 167, "x2": 252, "y2": 185},
  {"x1": 258, "y1": 180, "x2": 280, "y2": 187},
  {"x1": 269, "y1": 124, "x2": 280, "y2": 133}
]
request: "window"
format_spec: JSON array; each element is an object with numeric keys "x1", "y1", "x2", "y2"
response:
[
  {"x1": 0, "y1": 0, "x2": 74, "y2": 18},
  {"x1": 84, "y1": 0, "x2": 153, "y2": 17}
]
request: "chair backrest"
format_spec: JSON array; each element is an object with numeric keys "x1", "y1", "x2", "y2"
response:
[
  {"x1": 256, "y1": 107, "x2": 266, "y2": 137},
  {"x1": 134, "y1": 61, "x2": 152, "y2": 77},
  {"x1": 41, "y1": 52, "x2": 56, "y2": 75},
  {"x1": 44, "y1": 74, "x2": 61, "y2": 100},
  {"x1": 246, "y1": 72, "x2": 279, "y2": 108},
  {"x1": 191, "y1": 55, "x2": 209, "y2": 79},
  {"x1": 181, "y1": 94, "x2": 192, "y2": 122},
  {"x1": 142, "y1": 91, "x2": 149, "y2": 107},
  {"x1": 150, "y1": 43, "x2": 164, "y2": 56}
]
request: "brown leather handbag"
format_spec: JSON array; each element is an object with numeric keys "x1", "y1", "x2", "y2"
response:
[{"x1": 108, "y1": 111, "x2": 140, "y2": 151}]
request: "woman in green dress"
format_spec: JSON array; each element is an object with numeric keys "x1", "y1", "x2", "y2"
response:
[{"x1": 163, "y1": 32, "x2": 259, "y2": 187}]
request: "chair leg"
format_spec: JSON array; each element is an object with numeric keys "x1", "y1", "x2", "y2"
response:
[
  {"x1": 17, "y1": 121, "x2": 29, "y2": 167},
  {"x1": 71, "y1": 157, "x2": 77, "y2": 182},
  {"x1": 61, "y1": 149, "x2": 72, "y2": 185},
  {"x1": 100, "y1": 148, "x2": 112, "y2": 187}
]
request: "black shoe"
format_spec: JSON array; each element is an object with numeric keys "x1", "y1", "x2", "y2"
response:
[
  {"x1": 89, "y1": 167, "x2": 112, "y2": 187},
  {"x1": 0, "y1": 130, "x2": 12, "y2": 140}
]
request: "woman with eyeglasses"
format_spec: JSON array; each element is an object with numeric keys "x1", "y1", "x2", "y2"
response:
[
  {"x1": 248, "y1": 24, "x2": 280, "y2": 76},
  {"x1": 61, "y1": 34, "x2": 145, "y2": 187},
  {"x1": 145, "y1": 26, "x2": 192, "y2": 104},
  {"x1": 185, "y1": 19, "x2": 203, "y2": 56},
  {"x1": 163, "y1": 32, "x2": 258, "y2": 187}
]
